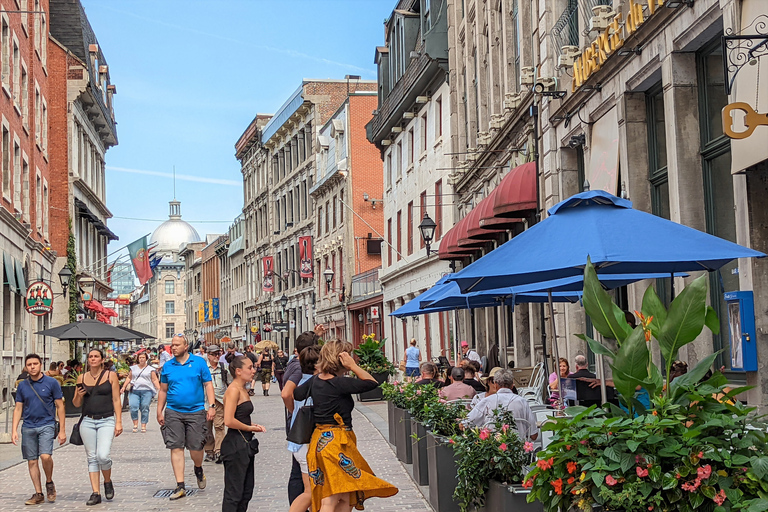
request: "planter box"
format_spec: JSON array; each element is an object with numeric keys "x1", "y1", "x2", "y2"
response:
[
  {"x1": 395, "y1": 408, "x2": 412, "y2": 464},
  {"x1": 479, "y1": 480, "x2": 542, "y2": 512},
  {"x1": 387, "y1": 401, "x2": 396, "y2": 445},
  {"x1": 410, "y1": 418, "x2": 429, "y2": 486},
  {"x1": 358, "y1": 372, "x2": 389, "y2": 402},
  {"x1": 427, "y1": 431, "x2": 460, "y2": 512},
  {"x1": 61, "y1": 386, "x2": 82, "y2": 417}
]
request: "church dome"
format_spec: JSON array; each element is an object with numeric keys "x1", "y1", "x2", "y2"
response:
[{"x1": 150, "y1": 200, "x2": 201, "y2": 255}]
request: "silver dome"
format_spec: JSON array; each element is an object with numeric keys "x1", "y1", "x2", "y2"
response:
[{"x1": 150, "y1": 200, "x2": 202, "y2": 254}]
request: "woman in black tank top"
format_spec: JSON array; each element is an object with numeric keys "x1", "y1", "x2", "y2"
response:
[
  {"x1": 72, "y1": 349, "x2": 123, "y2": 506},
  {"x1": 220, "y1": 356, "x2": 266, "y2": 512},
  {"x1": 256, "y1": 350, "x2": 275, "y2": 396}
]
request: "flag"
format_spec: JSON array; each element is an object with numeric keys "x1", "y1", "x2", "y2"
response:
[
  {"x1": 127, "y1": 237, "x2": 153, "y2": 285},
  {"x1": 106, "y1": 260, "x2": 116, "y2": 285},
  {"x1": 149, "y1": 254, "x2": 163, "y2": 272},
  {"x1": 262, "y1": 256, "x2": 274, "y2": 292},
  {"x1": 299, "y1": 236, "x2": 314, "y2": 279}
]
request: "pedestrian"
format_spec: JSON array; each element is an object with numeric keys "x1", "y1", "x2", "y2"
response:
[
  {"x1": 294, "y1": 339, "x2": 398, "y2": 511},
  {"x1": 204, "y1": 344, "x2": 228, "y2": 464},
  {"x1": 72, "y1": 349, "x2": 124, "y2": 505},
  {"x1": 120, "y1": 352, "x2": 158, "y2": 433},
  {"x1": 274, "y1": 349, "x2": 289, "y2": 391},
  {"x1": 44, "y1": 362, "x2": 64, "y2": 384},
  {"x1": 158, "y1": 344, "x2": 173, "y2": 368},
  {"x1": 244, "y1": 345, "x2": 258, "y2": 396},
  {"x1": 11, "y1": 354, "x2": 66, "y2": 505},
  {"x1": 287, "y1": 345, "x2": 321, "y2": 512},
  {"x1": 403, "y1": 338, "x2": 421, "y2": 382},
  {"x1": 219, "y1": 340, "x2": 242, "y2": 366},
  {"x1": 464, "y1": 369, "x2": 538, "y2": 441},
  {"x1": 221, "y1": 355, "x2": 266, "y2": 512},
  {"x1": 157, "y1": 334, "x2": 216, "y2": 500},
  {"x1": 458, "y1": 340, "x2": 481, "y2": 365},
  {"x1": 281, "y1": 330, "x2": 321, "y2": 506},
  {"x1": 256, "y1": 349, "x2": 274, "y2": 396}
]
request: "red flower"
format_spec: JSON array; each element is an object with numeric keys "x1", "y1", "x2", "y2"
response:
[
  {"x1": 606, "y1": 475, "x2": 618, "y2": 486},
  {"x1": 567, "y1": 462, "x2": 579, "y2": 474},
  {"x1": 565, "y1": 445, "x2": 572, "y2": 450},
  {"x1": 567, "y1": 477, "x2": 576, "y2": 485},
  {"x1": 499, "y1": 443, "x2": 508, "y2": 452},
  {"x1": 550, "y1": 478, "x2": 563, "y2": 495},
  {"x1": 522, "y1": 479, "x2": 533, "y2": 489},
  {"x1": 713, "y1": 489, "x2": 726, "y2": 506},
  {"x1": 479, "y1": 429, "x2": 490, "y2": 441},
  {"x1": 636, "y1": 466, "x2": 649, "y2": 478},
  {"x1": 580, "y1": 440, "x2": 588, "y2": 445},
  {"x1": 536, "y1": 458, "x2": 553, "y2": 471},
  {"x1": 682, "y1": 479, "x2": 702, "y2": 492},
  {"x1": 448, "y1": 439, "x2": 455, "y2": 444}
]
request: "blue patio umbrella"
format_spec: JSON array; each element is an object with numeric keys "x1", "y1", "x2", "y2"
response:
[{"x1": 447, "y1": 190, "x2": 764, "y2": 293}]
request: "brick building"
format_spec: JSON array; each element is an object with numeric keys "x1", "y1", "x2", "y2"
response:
[
  {"x1": 200, "y1": 235, "x2": 225, "y2": 345},
  {"x1": 179, "y1": 241, "x2": 206, "y2": 343}
]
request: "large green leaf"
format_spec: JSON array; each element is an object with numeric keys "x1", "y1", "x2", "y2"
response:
[
  {"x1": 582, "y1": 259, "x2": 633, "y2": 343},
  {"x1": 658, "y1": 275, "x2": 709, "y2": 365},
  {"x1": 642, "y1": 363, "x2": 663, "y2": 398},
  {"x1": 705, "y1": 306, "x2": 720, "y2": 335},
  {"x1": 641, "y1": 285, "x2": 668, "y2": 338},
  {"x1": 575, "y1": 333, "x2": 617, "y2": 359},
  {"x1": 669, "y1": 353, "x2": 718, "y2": 401}
]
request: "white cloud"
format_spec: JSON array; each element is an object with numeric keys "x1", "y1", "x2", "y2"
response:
[{"x1": 107, "y1": 166, "x2": 241, "y2": 187}]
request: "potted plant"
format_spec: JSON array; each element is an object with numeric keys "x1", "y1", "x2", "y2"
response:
[
  {"x1": 408, "y1": 384, "x2": 441, "y2": 486},
  {"x1": 451, "y1": 409, "x2": 540, "y2": 512},
  {"x1": 422, "y1": 398, "x2": 467, "y2": 512},
  {"x1": 524, "y1": 260, "x2": 768, "y2": 512},
  {"x1": 382, "y1": 381, "x2": 411, "y2": 459},
  {"x1": 353, "y1": 334, "x2": 395, "y2": 402},
  {"x1": 61, "y1": 370, "x2": 82, "y2": 416}
]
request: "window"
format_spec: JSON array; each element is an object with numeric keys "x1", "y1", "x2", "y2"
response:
[
  {"x1": 12, "y1": 37, "x2": 18, "y2": 107},
  {"x1": 332, "y1": 195, "x2": 337, "y2": 229},
  {"x1": 396, "y1": 210, "x2": 402, "y2": 261},
  {"x1": 41, "y1": 98, "x2": 47, "y2": 152},
  {"x1": 387, "y1": 218, "x2": 392, "y2": 265},
  {"x1": 165, "y1": 323, "x2": 175, "y2": 339},
  {"x1": 2, "y1": 122, "x2": 9, "y2": 199},
  {"x1": 165, "y1": 280, "x2": 175, "y2": 294},
  {"x1": 165, "y1": 301, "x2": 175, "y2": 314},
  {"x1": 339, "y1": 191, "x2": 344, "y2": 224},
  {"x1": 421, "y1": 113, "x2": 428, "y2": 153},
  {"x1": 408, "y1": 128, "x2": 414, "y2": 165},
  {"x1": 512, "y1": 0, "x2": 521, "y2": 90},
  {"x1": 396, "y1": 141, "x2": 402, "y2": 180},
  {"x1": 20, "y1": 0, "x2": 27, "y2": 33},
  {"x1": 419, "y1": 191, "x2": 427, "y2": 248},
  {"x1": 40, "y1": 12, "x2": 46, "y2": 68},
  {"x1": 34, "y1": 83, "x2": 39, "y2": 145},
  {"x1": 20, "y1": 61, "x2": 27, "y2": 126},
  {"x1": 1, "y1": 17, "x2": 8, "y2": 88},
  {"x1": 436, "y1": 97, "x2": 443, "y2": 138},
  {"x1": 435, "y1": 179, "x2": 443, "y2": 240},
  {"x1": 21, "y1": 154, "x2": 28, "y2": 221},
  {"x1": 318, "y1": 206, "x2": 323, "y2": 236},
  {"x1": 35, "y1": 171, "x2": 40, "y2": 232},
  {"x1": 407, "y1": 201, "x2": 414, "y2": 255},
  {"x1": 42, "y1": 179, "x2": 47, "y2": 238},
  {"x1": 12, "y1": 138, "x2": 19, "y2": 210},
  {"x1": 325, "y1": 200, "x2": 329, "y2": 233},
  {"x1": 386, "y1": 151, "x2": 392, "y2": 188}
]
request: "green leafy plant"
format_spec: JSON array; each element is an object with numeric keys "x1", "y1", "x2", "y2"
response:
[
  {"x1": 67, "y1": 219, "x2": 78, "y2": 356},
  {"x1": 62, "y1": 370, "x2": 82, "y2": 386},
  {"x1": 353, "y1": 334, "x2": 395, "y2": 375},
  {"x1": 420, "y1": 397, "x2": 467, "y2": 438},
  {"x1": 526, "y1": 260, "x2": 768, "y2": 512},
  {"x1": 452, "y1": 409, "x2": 533, "y2": 511}
]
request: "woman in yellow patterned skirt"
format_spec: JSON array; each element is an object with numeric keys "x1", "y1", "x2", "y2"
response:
[{"x1": 294, "y1": 340, "x2": 398, "y2": 512}]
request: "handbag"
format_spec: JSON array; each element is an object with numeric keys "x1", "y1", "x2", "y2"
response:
[
  {"x1": 399, "y1": 360, "x2": 407, "y2": 373},
  {"x1": 125, "y1": 365, "x2": 148, "y2": 393},
  {"x1": 286, "y1": 376, "x2": 315, "y2": 445},
  {"x1": 26, "y1": 378, "x2": 60, "y2": 437},
  {"x1": 239, "y1": 430, "x2": 260, "y2": 456},
  {"x1": 71, "y1": 369, "x2": 107, "y2": 446}
]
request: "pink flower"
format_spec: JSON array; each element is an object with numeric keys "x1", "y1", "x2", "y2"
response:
[
  {"x1": 697, "y1": 465, "x2": 712, "y2": 480},
  {"x1": 524, "y1": 441, "x2": 535, "y2": 453},
  {"x1": 682, "y1": 480, "x2": 702, "y2": 492},
  {"x1": 502, "y1": 424, "x2": 509, "y2": 433},
  {"x1": 479, "y1": 429, "x2": 490, "y2": 441},
  {"x1": 606, "y1": 475, "x2": 617, "y2": 486},
  {"x1": 393, "y1": 381, "x2": 400, "y2": 385},
  {"x1": 499, "y1": 443, "x2": 508, "y2": 452},
  {"x1": 416, "y1": 390, "x2": 422, "y2": 395},
  {"x1": 636, "y1": 467, "x2": 649, "y2": 478},
  {"x1": 448, "y1": 439, "x2": 455, "y2": 444},
  {"x1": 713, "y1": 489, "x2": 726, "y2": 506},
  {"x1": 580, "y1": 440, "x2": 588, "y2": 445}
]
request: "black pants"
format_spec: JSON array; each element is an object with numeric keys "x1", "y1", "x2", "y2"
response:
[
  {"x1": 221, "y1": 432, "x2": 255, "y2": 512},
  {"x1": 288, "y1": 455, "x2": 304, "y2": 504}
]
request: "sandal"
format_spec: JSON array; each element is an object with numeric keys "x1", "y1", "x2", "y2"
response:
[
  {"x1": 132, "y1": 426, "x2": 138, "y2": 433},
  {"x1": 141, "y1": 427, "x2": 147, "y2": 433}
]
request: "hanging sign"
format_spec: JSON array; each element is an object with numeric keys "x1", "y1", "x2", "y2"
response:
[
  {"x1": 25, "y1": 281, "x2": 54, "y2": 316},
  {"x1": 723, "y1": 102, "x2": 768, "y2": 139},
  {"x1": 299, "y1": 236, "x2": 314, "y2": 278},
  {"x1": 263, "y1": 257, "x2": 274, "y2": 292}
]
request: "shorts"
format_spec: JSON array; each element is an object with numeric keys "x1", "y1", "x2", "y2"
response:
[
  {"x1": 292, "y1": 444, "x2": 309, "y2": 474},
  {"x1": 21, "y1": 424, "x2": 56, "y2": 460},
  {"x1": 260, "y1": 369, "x2": 273, "y2": 384},
  {"x1": 162, "y1": 409, "x2": 208, "y2": 451},
  {"x1": 405, "y1": 367, "x2": 421, "y2": 377}
]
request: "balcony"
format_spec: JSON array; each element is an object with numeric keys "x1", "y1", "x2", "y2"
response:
[{"x1": 350, "y1": 268, "x2": 382, "y2": 303}]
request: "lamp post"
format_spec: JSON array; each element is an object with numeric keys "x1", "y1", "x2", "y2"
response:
[
  {"x1": 418, "y1": 213, "x2": 438, "y2": 255},
  {"x1": 57, "y1": 266, "x2": 72, "y2": 297},
  {"x1": 323, "y1": 267, "x2": 334, "y2": 291}
]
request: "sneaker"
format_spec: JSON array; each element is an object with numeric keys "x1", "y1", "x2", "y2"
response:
[
  {"x1": 86, "y1": 493, "x2": 102, "y2": 506},
  {"x1": 194, "y1": 465, "x2": 206, "y2": 489},
  {"x1": 214, "y1": 452, "x2": 222, "y2": 464},
  {"x1": 45, "y1": 481, "x2": 56, "y2": 503},
  {"x1": 169, "y1": 485, "x2": 186, "y2": 500},
  {"x1": 25, "y1": 493, "x2": 44, "y2": 505},
  {"x1": 104, "y1": 480, "x2": 114, "y2": 500}
]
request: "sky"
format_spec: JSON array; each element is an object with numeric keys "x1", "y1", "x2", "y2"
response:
[{"x1": 84, "y1": 0, "x2": 392, "y2": 259}]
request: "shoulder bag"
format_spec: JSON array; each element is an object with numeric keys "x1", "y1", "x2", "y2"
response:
[
  {"x1": 126, "y1": 365, "x2": 148, "y2": 393},
  {"x1": 70, "y1": 369, "x2": 107, "y2": 446},
  {"x1": 286, "y1": 376, "x2": 315, "y2": 445},
  {"x1": 26, "y1": 378, "x2": 60, "y2": 437}
]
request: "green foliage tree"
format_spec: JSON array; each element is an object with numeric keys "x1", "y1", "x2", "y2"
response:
[{"x1": 67, "y1": 219, "x2": 78, "y2": 356}]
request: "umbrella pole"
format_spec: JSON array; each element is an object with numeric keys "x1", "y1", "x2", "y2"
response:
[
  {"x1": 597, "y1": 333, "x2": 608, "y2": 404},
  {"x1": 547, "y1": 290, "x2": 562, "y2": 404},
  {"x1": 507, "y1": 304, "x2": 514, "y2": 369}
]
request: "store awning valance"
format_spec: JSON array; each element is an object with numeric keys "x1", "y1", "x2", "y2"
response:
[
  {"x1": 438, "y1": 217, "x2": 478, "y2": 260},
  {"x1": 492, "y1": 161, "x2": 537, "y2": 218},
  {"x1": 466, "y1": 188, "x2": 523, "y2": 239}
]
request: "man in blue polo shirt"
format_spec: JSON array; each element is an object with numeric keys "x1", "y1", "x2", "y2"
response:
[
  {"x1": 12, "y1": 353, "x2": 66, "y2": 505},
  {"x1": 157, "y1": 334, "x2": 215, "y2": 500}
]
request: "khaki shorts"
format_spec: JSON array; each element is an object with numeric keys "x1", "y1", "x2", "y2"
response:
[{"x1": 260, "y1": 368, "x2": 272, "y2": 384}]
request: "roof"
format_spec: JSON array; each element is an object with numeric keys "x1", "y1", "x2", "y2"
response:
[{"x1": 261, "y1": 84, "x2": 305, "y2": 143}]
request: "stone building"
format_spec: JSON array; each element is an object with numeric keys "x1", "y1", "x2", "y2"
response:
[
  {"x1": 224, "y1": 215, "x2": 247, "y2": 343},
  {"x1": 366, "y1": 0, "x2": 456, "y2": 364},
  {"x1": 311, "y1": 92, "x2": 384, "y2": 345}
]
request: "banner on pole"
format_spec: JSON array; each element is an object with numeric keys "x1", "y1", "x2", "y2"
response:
[
  {"x1": 299, "y1": 236, "x2": 314, "y2": 279},
  {"x1": 263, "y1": 257, "x2": 274, "y2": 292}
]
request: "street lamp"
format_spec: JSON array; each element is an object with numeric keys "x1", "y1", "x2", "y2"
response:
[
  {"x1": 193, "y1": 330, "x2": 198, "y2": 339},
  {"x1": 233, "y1": 312, "x2": 241, "y2": 326},
  {"x1": 418, "y1": 213, "x2": 438, "y2": 255},
  {"x1": 280, "y1": 294, "x2": 288, "y2": 309},
  {"x1": 57, "y1": 266, "x2": 72, "y2": 297},
  {"x1": 323, "y1": 267, "x2": 334, "y2": 290}
]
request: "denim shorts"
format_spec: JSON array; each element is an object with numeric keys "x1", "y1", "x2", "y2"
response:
[
  {"x1": 21, "y1": 423, "x2": 56, "y2": 460},
  {"x1": 405, "y1": 367, "x2": 421, "y2": 377}
]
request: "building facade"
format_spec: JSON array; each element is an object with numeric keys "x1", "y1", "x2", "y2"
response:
[
  {"x1": 179, "y1": 241, "x2": 205, "y2": 343},
  {"x1": 367, "y1": 0, "x2": 456, "y2": 364},
  {"x1": 200, "y1": 235, "x2": 224, "y2": 345}
]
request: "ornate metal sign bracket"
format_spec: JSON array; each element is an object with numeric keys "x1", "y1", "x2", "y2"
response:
[{"x1": 723, "y1": 15, "x2": 768, "y2": 95}]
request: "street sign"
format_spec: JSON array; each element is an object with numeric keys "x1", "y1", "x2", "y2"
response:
[
  {"x1": 102, "y1": 300, "x2": 115, "y2": 309},
  {"x1": 76, "y1": 313, "x2": 86, "y2": 321},
  {"x1": 289, "y1": 319, "x2": 295, "y2": 329}
]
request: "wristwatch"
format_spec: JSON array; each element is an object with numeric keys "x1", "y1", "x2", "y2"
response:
[{"x1": 210, "y1": 402, "x2": 216, "y2": 408}]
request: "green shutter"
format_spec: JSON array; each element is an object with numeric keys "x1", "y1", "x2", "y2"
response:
[
  {"x1": 15, "y1": 258, "x2": 26, "y2": 294},
  {"x1": 3, "y1": 252, "x2": 18, "y2": 294}
]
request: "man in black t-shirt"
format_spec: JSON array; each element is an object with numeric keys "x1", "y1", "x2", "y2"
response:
[{"x1": 463, "y1": 365, "x2": 487, "y2": 393}]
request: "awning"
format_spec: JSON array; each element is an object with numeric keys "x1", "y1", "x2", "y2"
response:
[
  {"x1": 477, "y1": 188, "x2": 523, "y2": 231},
  {"x1": 15, "y1": 258, "x2": 26, "y2": 293},
  {"x1": 459, "y1": 206, "x2": 504, "y2": 245},
  {"x1": 455, "y1": 216, "x2": 487, "y2": 249},
  {"x1": 464, "y1": 191, "x2": 515, "y2": 241},
  {"x1": 3, "y1": 252, "x2": 18, "y2": 294},
  {"x1": 74, "y1": 198, "x2": 119, "y2": 241},
  {"x1": 493, "y1": 161, "x2": 538, "y2": 218},
  {"x1": 438, "y1": 218, "x2": 479, "y2": 260}
]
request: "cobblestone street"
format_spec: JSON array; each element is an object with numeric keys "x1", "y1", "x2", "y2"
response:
[{"x1": 0, "y1": 395, "x2": 431, "y2": 511}]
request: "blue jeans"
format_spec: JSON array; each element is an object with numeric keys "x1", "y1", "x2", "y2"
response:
[
  {"x1": 129, "y1": 389, "x2": 154, "y2": 424},
  {"x1": 21, "y1": 423, "x2": 55, "y2": 460},
  {"x1": 80, "y1": 416, "x2": 115, "y2": 473}
]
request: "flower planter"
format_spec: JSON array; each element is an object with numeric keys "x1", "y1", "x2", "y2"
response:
[
  {"x1": 410, "y1": 417, "x2": 429, "y2": 486},
  {"x1": 357, "y1": 372, "x2": 389, "y2": 402},
  {"x1": 479, "y1": 480, "x2": 542, "y2": 512},
  {"x1": 61, "y1": 386, "x2": 82, "y2": 417},
  {"x1": 387, "y1": 401, "x2": 396, "y2": 445},
  {"x1": 427, "y1": 431, "x2": 460, "y2": 512},
  {"x1": 395, "y1": 408, "x2": 412, "y2": 464}
]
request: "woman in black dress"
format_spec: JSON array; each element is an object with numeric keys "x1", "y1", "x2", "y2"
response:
[{"x1": 221, "y1": 356, "x2": 266, "y2": 512}]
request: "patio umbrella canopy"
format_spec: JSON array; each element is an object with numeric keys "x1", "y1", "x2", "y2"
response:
[
  {"x1": 36, "y1": 319, "x2": 147, "y2": 341},
  {"x1": 447, "y1": 190, "x2": 765, "y2": 293}
]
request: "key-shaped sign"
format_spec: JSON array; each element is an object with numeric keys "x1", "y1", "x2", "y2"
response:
[{"x1": 722, "y1": 102, "x2": 768, "y2": 139}]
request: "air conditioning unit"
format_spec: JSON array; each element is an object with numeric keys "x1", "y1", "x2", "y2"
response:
[
  {"x1": 558, "y1": 45, "x2": 581, "y2": 68},
  {"x1": 520, "y1": 67, "x2": 535, "y2": 86},
  {"x1": 589, "y1": 5, "x2": 614, "y2": 33}
]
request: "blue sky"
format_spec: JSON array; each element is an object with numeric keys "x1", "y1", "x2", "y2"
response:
[{"x1": 84, "y1": 0, "x2": 392, "y2": 256}]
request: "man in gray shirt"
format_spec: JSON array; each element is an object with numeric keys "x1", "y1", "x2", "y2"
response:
[
  {"x1": 465, "y1": 369, "x2": 538, "y2": 440},
  {"x1": 204, "y1": 345, "x2": 228, "y2": 463}
]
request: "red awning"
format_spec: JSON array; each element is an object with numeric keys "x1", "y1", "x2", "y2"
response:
[
  {"x1": 465, "y1": 189, "x2": 522, "y2": 239},
  {"x1": 438, "y1": 219, "x2": 476, "y2": 260},
  {"x1": 85, "y1": 300, "x2": 106, "y2": 314},
  {"x1": 493, "y1": 161, "x2": 538, "y2": 217},
  {"x1": 461, "y1": 204, "x2": 505, "y2": 243}
]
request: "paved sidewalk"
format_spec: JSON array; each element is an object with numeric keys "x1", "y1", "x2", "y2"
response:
[{"x1": 0, "y1": 394, "x2": 431, "y2": 511}]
